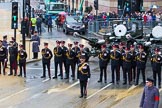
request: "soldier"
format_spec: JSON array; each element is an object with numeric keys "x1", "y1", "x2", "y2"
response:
[
  {"x1": 18, "y1": 45, "x2": 27, "y2": 77},
  {"x1": 53, "y1": 41, "x2": 63, "y2": 79},
  {"x1": 150, "y1": 48, "x2": 162, "y2": 88},
  {"x1": 0, "y1": 40, "x2": 7, "y2": 75},
  {"x1": 110, "y1": 44, "x2": 121, "y2": 84},
  {"x1": 135, "y1": 45, "x2": 147, "y2": 85},
  {"x1": 60, "y1": 41, "x2": 68, "y2": 76},
  {"x1": 12, "y1": 37, "x2": 18, "y2": 51},
  {"x1": 98, "y1": 44, "x2": 110, "y2": 83},
  {"x1": 8, "y1": 41, "x2": 18, "y2": 76},
  {"x1": 140, "y1": 78, "x2": 159, "y2": 108},
  {"x1": 2, "y1": 35, "x2": 8, "y2": 68},
  {"x1": 72, "y1": 41, "x2": 80, "y2": 72},
  {"x1": 41, "y1": 42, "x2": 53, "y2": 79},
  {"x1": 77, "y1": 44, "x2": 89, "y2": 63},
  {"x1": 30, "y1": 31, "x2": 40, "y2": 59},
  {"x1": 130, "y1": 45, "x2": 137, "y2": 83},
  {"x1": 65, "y1": 43, "x2": 75, "y2": 80},
  {"x1": 77, "y1": 55, "x2": 91, "y2": 98},
  {"x1": 122, "y1": 47, "x2": 132, "y2": 85}
]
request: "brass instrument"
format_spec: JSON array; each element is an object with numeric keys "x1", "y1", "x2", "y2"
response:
[
  {"x1": 151, "y1": 55, "x2": 161, "y2": 63},
  {"x1": 123, "y1": 56, "x2": 131, "y2": 62},
  {"x1": 136, "y1": 56, "x2": 145, "y2": 62},
  {"x1": 110, "y1": 53, "x2": 119, "y2": 60},
  {"x1": 99, "y1": 52, "x2": 108, "y2": 61},
  {"x1": 79, "y1": 63, "x2": 88, "y2": 75},
  {"x1": 42, "y1": 49, "x2": 51, "y2": 59},
  {"x1": 66, "y1": 50, "x2": 74, "y2": 59},
  {"x1": 53, "y1": 48, "x2": 62, "y2": 57},
  {"x1": 18, "y1": 50, "x2": 25, "y2": 60}
]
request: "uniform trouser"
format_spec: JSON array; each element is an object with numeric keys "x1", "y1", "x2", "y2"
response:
[
  {"x1": 66, "y1": 63, "x2": 75, "y2": 78},
  {"x1": 62, "y1": 60, "x2": 66, "y2": 73},
  {"x1": 131, "y1": 66, "x2": 136, "y2": 81},
  {"x1": 99, "y1": 66, "x2": 107, "y2": 81},
  {"x1": 80, "y1": 80, "x2": 88, "y2": 96},
  {"x1": 153, "y1": 70, "x2": 161, "y2": 86},
  {"x1": 55, "y1": 61, "x2": 63, "y2": 77},
  {"x1": 73, "y1": 59, "x2": 78, "y2": 73},
  {"x1": 0, "y1": 60, "x2": 5, "y2": 75},
  {"x1": 37, "y1": 26, "x2": 42, "y2": 34},
  {"x1": 123, "y1": 68, "x2": 131, "y2": 84},
  {"x1": 136, "y1": 68, "x2": 145, "y2": 85},
  {"x1": 111, "y1": 65, "x2": 120, "y2": 83},
  {"x1": 31, "y1": 26, "x2": 35, "y2": 35},
  {"x1": 10, "y1": 60, "x2": 17, "y2": 75},
  {"x1": 48, "y1": 25, "x2": 52, "y2": 32},
  {"x1": 19, "y1": 62, "x2": 26, "y2": 77},
  {"x1": 43, "y1": 62, "x2": 51, "y2": 78},
  {"x1": 33, "y1": 52, "x2": 38, "y2": 59},
  {"x1": 119, "y1": 64, "x2": 123, "y2": 81}
]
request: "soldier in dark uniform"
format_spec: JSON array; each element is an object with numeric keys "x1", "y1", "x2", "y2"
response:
[
  {"x1": 98, "y1": 44, "x2": 110, "y2": 83},
  {"x1": 30, "y1": 31, "x2": 40, "y2": 59},
  {"x1": 140, "y1": 78, "x2": 159, "y2": 108},
  {"x1": 65, "y1": 43, "x2": 75, "y2": 80},
  {"x1": 118, "y1": 42, "x2": 125, "y2": 81},
  {"x1": 60, "y1": 41, "x2": 68, "y2": 76},
  {"x1": 130, "y1": 45, "x2": 137, "y2": 83},
  {"x1": 18, "y1": 45, "x2": 27, "y2": 77},
  {"x1": 150, "y1": 48, "x2": 162, "y2": 88},
  {"x1": 41, "y1": 42, "x2": 53, "y2": 79},
  {"x1": 2, "y1": 35, "x2": 8, "y2": 68},
  {"x1": 77, "y1": 55, "x2": 91, "y2": 98},
  {"x1": 12, "y1": 37, "x2": 18, "y2": 51},
  {"x1": 135, "y1": 45, "x2": 147, "y2": 85},
  {"x1": 0, "y1": 40, "x2": 7, "y2": 75},
  {"x1": 122, "y1": 47, "x2": 132, "y2": 85},
  {"x1": 77, "y1": 44, "x2": 89, "y2": 63},
  {"x1": 8, "y1": 41, "x2": 18, "y2": 76},
  {"x1": 53, "y1": 41, "x2": 63, "y2": 79},
  {"x1": 110, "y1": 45, "x2": 121, "y2": 84},
  {"x1": 72, "y1": 41, "x2": 80, "y2": 72}
]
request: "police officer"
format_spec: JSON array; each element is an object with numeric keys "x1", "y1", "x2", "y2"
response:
[
  {"x1": 65, "y1": 43, "x2": 75, "y2": 80},
  {"x1": 98, "y1": 44, "x2": 110, "y2": 83},
  {"x1": 151, "y1": 48, "x2": 162, "y2": 88},
  {"x1": 30, "y1": 31, "x2": 40, "y2": 59},
  {"x1": 122, "y1": 47, "x2": 132, "y2": 85},
  {"x1": 77, "y1": 55, "x2": 91, "y2": 98},
  {"x1": 72, "y1": 41, "x2": 80, "y2": 72},
  {"x1": 77, "y1": 44, "x2": 89, "y2": 63},
  {"x1": 140, "y1": 78, "x2": 159, "y2": 108},
  {"x1": 41, "y1": 42, "x2": 53, "y2": 79},
  {"x1": 8, "y1": 41, "x2": 18, "y2": 76},
  {"x1": 110, "y1": 44, "x2": 121, "y2": 84},
  {"x1": 119, "y1": 42, "x2": 125, "y2": 81},
  {"x1": 0, "y1": 40, "x2": 7, "y2": 75},
  {"x1": 60, "y1": 41, "x2": 68, "y2": 76},
  {"x1": 135, "y1": 45, "x2": 147, "y2": 85},
  {"x1": 18, "y1": 45, "x2": 27, "y2": 77},
  {"x1": 130, "y1": 45, "x2": 137, "y2": 83},
  {"x1": 2, "y1": 35, "x2": 8, "y2": 68},
  {"x1": 53, "y1": 41, "x2": 63, "y2": 79}
]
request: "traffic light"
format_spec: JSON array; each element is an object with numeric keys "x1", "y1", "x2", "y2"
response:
[
  {"x1": 94, "y1": 0, "x2": 98, "y2": 10},
  {"x1": 11, "y1": 2, "x2": 18, "y2": 29}
]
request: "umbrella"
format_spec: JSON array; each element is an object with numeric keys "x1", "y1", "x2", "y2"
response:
[{"x1": 59, "y1": 11, "x2": 68, "y2": 15}]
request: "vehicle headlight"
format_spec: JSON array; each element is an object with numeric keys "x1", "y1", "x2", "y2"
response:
[
  {"x1": 82, "y1": 25, "x2": 85, "y2": 28},
  {"x1": 67, "y1": 24, "x2": 70, "y2": 28}
]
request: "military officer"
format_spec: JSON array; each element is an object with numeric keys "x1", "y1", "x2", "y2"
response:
[
  {"x1": 119, "y1": 42, "x2": 125, "y2": 81},
  {"x1": 140, "y1": 78, "x2": 159, "y2": 108},
  {"x1": 18, "y1": 45, "x2": 27, "y2": 77},
  {"x1": 0, "y1": 40, "x2": 7, "y2": 75},
  {"x1": 122, "y1": 47, "x2": 132, "y2": 85},
  {"x1": 135, "y1": 45, "x2": 147, "y2": 85},
  {"x1": 2, "y1": 35, "x2": 8, "y2": 68},
  {"x1": 98, "y1": 44, "x2": 110, "y2": 83},
  {"x1": 72, "y1": 41, "x2": 80, "y2": 72},
  {"x1": 77, "y1": 44, "x2": 89, "y2": 63},
  {"x1": 130, "y1": 45, "x2": 137, "y2": 82},
  {"x1": 41, "y1": 42, "x2": 53, "y2": 79},
  {"x1": 65, "y1": 43, "x2": 75, "y2": 80},
  {"x1": 30, "y1": 31, "x2": 40, "y2": 59},
  {"x1": 110, "y1": 44, "x2": 121, "y2": 84},
  {"x1": 8, "y1": 41, "x2": 18, "y2": 76},
  {"x1": 53, "y1": 41, "x2": 63, "y2": 79},
  {"x1": 60, "y1": 41, "x2": 68, "y2": 76},
  {"x1": 77, "y1": 55, "x2": 91, "y2": 98},
  {"x1": 150, "y1": 48, "x2": 162, "y2": 88},
  {"x1": 11, "y1": 37, "x2": 18, "y2": 51}
]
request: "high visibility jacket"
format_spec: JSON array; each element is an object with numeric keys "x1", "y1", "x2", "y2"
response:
[{"x1": 31, "y1": 18, "x2": 37, "y2": 26}]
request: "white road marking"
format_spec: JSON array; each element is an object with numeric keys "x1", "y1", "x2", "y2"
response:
[
  {"x1": 27, "y1": 67, "x2": 54, "y2": 70},
  {"x1": 42, "y1": 78, "x2": 50, "y2": 83},
  {"x1": 47, "y1": 81, "x2": 79, "y2": 94},
  {"x1": 0, "y1": 88, "x2": 30, "y2": 103},
  {"x1": 86, "y1": 83, "x2": 112, "y2": 100}
]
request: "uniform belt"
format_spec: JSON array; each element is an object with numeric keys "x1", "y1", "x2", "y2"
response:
[{"x1": 33, "y1": 41, "x2": 38, "y2": 43}]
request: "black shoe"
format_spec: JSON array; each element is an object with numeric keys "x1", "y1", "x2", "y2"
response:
[
  {"x1": 98, "y1": 80, "x2": 102, "y2": 83},
  {"x1": 79, "y1": 96, "x2": 83, "y2": 98},
  {"x1": 18, "y1": 74, "x2": 22, "y2": 77},
  {"x1": 61, "y1": 77, "x2": 63, "y2": 79},
  {"x1": 49, "y1": 76, "x2": 51, "y2": 79},
  {"x1": 8, "y1": 73, "x2": 13, "y2": 76},
  {"x1": 110, "y1": 81, "x2": 114, "y2": 84},
  {"x1": 135, "y1": 83, "x2": 138, "y2": 86},
  {"x1": 105, "y1": 81, "x2": 107, "y2": 83},
  {"x1": 58, "y1": 74, "x2": 61, "y2": 76},
  {"x1": 159, "y1": 85, "x2": 161, "y2": 89},
  {"x1": 84, "y1": 95, "x2": 87, "y2": 98},
  {"x1": 72, "y1": 78, "x2": 75, "y2": 80},
  {"x1": 41, "y1": 76, "x2": 45, "y2": 78},
  {"x1": 64, "y1": 77, "x2": 69, "y2": 79},
  {"x1": 116, "y1": 81, "x2": 119, "y2": 85},
  {"x1": 53, "y1": 76, "x2": 57, "y2": 79},
  {"x1": 123, "y1": 82, "x2": 127, "y2": 85},
  {"x1": 14, "y1": 74, "x2": 17, "y2": 76},
  {"x1": 24, "y1": 75, "x2": 26, "y2": 78}
]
